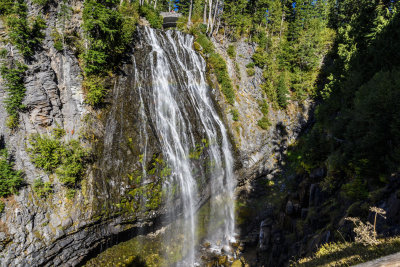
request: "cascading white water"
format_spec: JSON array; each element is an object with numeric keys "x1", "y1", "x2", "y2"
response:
[{"x1": 134, "y1": 26, "x2": 236, "y2": 265}]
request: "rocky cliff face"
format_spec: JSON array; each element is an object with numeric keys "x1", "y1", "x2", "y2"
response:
[
  {"x1": 207, "y1": 37, "x2": 316, "y2": 266},
  {"x1": 0, "y1": 1, "x2": 148, "y2": 266},
  {"x1": 210, "y1": 38, "x2": 312, "y2": 185}
]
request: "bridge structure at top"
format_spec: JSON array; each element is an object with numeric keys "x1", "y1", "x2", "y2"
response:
[{"x1": 160, "y1": 12, "x2": 182, "y2": 28}]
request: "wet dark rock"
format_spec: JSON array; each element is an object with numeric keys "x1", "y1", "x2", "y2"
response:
[
  {"x1": 309, "y1": 167, "x2": 326, "y2": 180},
  {"x1": 286, "y1": 201, "x2": 294, "y2": 215}
]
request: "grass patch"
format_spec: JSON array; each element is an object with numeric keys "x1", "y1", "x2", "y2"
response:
[{"x1": 292, "y1": 237, "x2": 400, "y2": 267}]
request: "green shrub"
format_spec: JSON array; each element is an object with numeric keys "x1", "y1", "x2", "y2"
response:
[
  {"x1": 0, "y1": 0, "x2": 14, "y2": 15},
  {"x1": 66, "y1": 188, "x2": 76, "y2": 199},
  {"x1": 5, "y1": 0, "x2": 46, "y2": 57},
  {"x1": 139, "y1": 4, "x2": 162, "y2": 29},
  {"x1": 277, "y1": 73, "x2": 289, "y2": 109},
  {"x1": 56, "y1": 140, "x2": 89, "y2": 186},
  {"x1": 33, "y1": 178, "x2": 52, "y2": 198},
  {"x1": 52, "y1": 126, "x2": 66, "y2": 139},
  {"x1": 32, "y1": 0, "x2": 50, "y2": 6},
  {"x1": 82, "y1": 0, "x2": 138, "y2": 105},
  {"x1": 231, "y1": 108, "x2": 239, "y2": 121},
  {"x1": 0, "y1": 149, "x2": 23, "y2": 198},
  {"x1": 196, "y1": 34, "x2": 214, "y2": 54},
  {"x1": 0, "y1": 200, "x2": 4, "y2": 213},
  {"x1": 342, "y1": 176, "x2": 369, "y2": 201},
  {"x1": 51, "y1": 29, "x2": 64, "y2": 52},
  {"x1": 234, "y1": 62, "x2": 241, "y2": 80},
  {"x1": 258, "y1": 117, "x2": 271, "y2": 130},
  {"x1": 246, "y1": 62, "x2": 255, "y2": 68},
  {"x1": 227, "y1": 45, "x2": 236, "y2": 59},
  {"x1": 83, "y1": 75, "x2": 107, "y2": 106},
  {"x1": 246, "y1": 67, "x2": 255, "y2": 76},
  {"x1": 27, "y1": 133, "x2": 90, "y2": 187},
  {"x1": 0, "y1": 48, "x2": 8, "y2": 58},
  {"x1": 27, "y1": 134, "x2": 63, "y2": 173},
  {"x1": 208, "y1": 53, "x2": 235, "y2": 104},
  {"x1": 0, "y1": 62, "x2": 28, "y2": 129},
  {"x1": 259, "y1": 100, "x2": 269, "y2": 116},
  {"x1": 252, "y1": 47, "x2": 268, "y2": 68}
]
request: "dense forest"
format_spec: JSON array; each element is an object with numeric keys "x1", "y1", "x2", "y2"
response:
[{"x1": 0, "y1": 0, "x2": 400, "y2": 265}]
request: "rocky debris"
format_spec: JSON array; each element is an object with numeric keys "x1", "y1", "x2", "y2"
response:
[{"x1": 199, "y1": 239, "x2": 247, "y2": 267}]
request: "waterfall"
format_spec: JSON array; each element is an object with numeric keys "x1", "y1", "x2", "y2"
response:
[{"x1": 133, "y1": 27, "x2": 236, "y2": 265}]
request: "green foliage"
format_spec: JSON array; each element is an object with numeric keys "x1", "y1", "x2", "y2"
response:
[
  {"x1": 4, "y1": 0, "x2": 46, "y2": 57},
  {"x1": 0, "y1": 0, "x2": 14, "y2": 15},
  {"x1": 0, "y1": 200, "x2": 4, "y2": 213},
  {"x1": 32, "y1": 0, "x2": 50, "y2": 6},
  {"x1": 0, "y1": 48, "x2": 8, "y2": 58},
  {"x1": 341, "y1": 176, "x2": 368, "y2": 201},
  {"x1": 231, "y1": 108, "x2": 239, "y2": 121},
  {"x1": 51, "y1": 29, "x2": 64, "y2": 52},
  {"x1": 120, "y1": 154, "x2": 171, "y2": 213},
  {"x1": 27, "y1": 134, "x2": 64, "y2": 173},
  {"x1": 56, "y1": 140, "x2": 89, "y2": 186},
  {"x1": 291, "y1": 4, "x2": 400, "y2": 194},
  {"x1": 83, "y1": 75, "x2": 107, "y2": 106},
  {"x1": 246, "y1": 62, "x2": 255, "y2": 69},
  {"x1": 27, "y1": 133, "x2": 90, "y2": 187},
  {"x1": 66, "y1": 188, "x2": 76, "y2": 199},
  {"x1": 196, "y1": 33, "x2": 214, "y2": 54},
  {"x1": 194, "y1": 32, "x2": 235, "y2": 104},
  {"x1": 277, "y1": 72, "x2": 289, "y2": 108},
  {"x1": 33, "y1": 178, "x2": 52, "y2": 198},
  {"x1": 252, "y1": 47, "x2": 268, "y2": 68},
  {"x1": 139, "y1": 4, "x2": 163, "y2": 29},
  {"x1": 189, "y1": 139, "x2": 209, "y2": 160},
  {"x1": 246, "y1": 67, "x2": 255, "y2": 76},
  {"x1": 227, "y1": 45, "x2": 236, "y2": 59},
  {"x1": 81, "y1": 0, "x2": 138, "y2": 105},
  {"x1": 0, "y1": 148, "x2": 23, "y2": 198},
  {"x1": 294, "y1": 237, "x2": 400, "y2": 267},
  {"x1": 0, "y1": 62, "x2": 28, "y2": 129},
  {"x1": 257, "y1": 117, "x2": 271, "y2": 130},
  {"x1": 257, "y1": 100, "x2": 270, "y2": 130},
  {"x1": 259, "y1": 100, "x2": 269, "y2": 116},
  {"x1": 52, "y1": 126, "x2": 66, "y2": 139},
  {"x1": 208, "y1": 53, "x2": 235, "y2": 104}
]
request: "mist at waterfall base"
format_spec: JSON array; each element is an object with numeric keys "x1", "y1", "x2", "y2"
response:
[{"x1": 90, "y1": 27, "x2": 237, "y2": 266}]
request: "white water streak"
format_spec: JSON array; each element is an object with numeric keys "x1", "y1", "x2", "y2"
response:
[{"x1": 137, "y1": 27, "x2": 236, "y2": 265}]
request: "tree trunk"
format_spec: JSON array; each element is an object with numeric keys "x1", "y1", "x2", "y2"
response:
[
  {"x1": 279, "y1": 9, "x2": 285, "y2": 41},
  {"x1": 203, "y1": 0, "x2": 207, "y2": 24},
  {"x1": 188, "y1": 0, "x2": 193, "y2": 26},
  {"x1": 207, "y1": 0, "x2": 213, "y2": 32},
  {"x1": 215, "y1": 2, "x2": 223, "y2": 35},
  {"x1": 210, "y1": 0, "x2": 219, "y2": 35}
]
